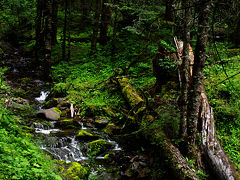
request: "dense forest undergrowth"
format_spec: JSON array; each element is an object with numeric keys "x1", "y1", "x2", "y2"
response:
[{"x1": 0, "y1": 0, "x2": 240, "y2": 179}]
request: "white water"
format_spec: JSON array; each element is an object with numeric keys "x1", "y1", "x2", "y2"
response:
[{"x1": 35, "y1": 91, "x2": 49, "y2": 103}]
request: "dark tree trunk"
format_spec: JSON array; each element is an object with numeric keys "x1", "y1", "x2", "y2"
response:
[
  {"x1": 51, "y1": 0, "x2": 58, "y2": 45},
  {"x1": 179, "y1": 0, "x2": 191, "y2": 140},
  {"x1": 165, "y1": 0, "x2": 173, "y2": 21},
  {"x1": 44, "y1": 0, "x2": 52, "y2": 80},
  {"x1": 91, "y1": 0, "x2": 101, "y2": 52},
  {"x1": 35, "y1": 0, "x2": 44, "y2": 65},
  {"x1": 186, "y1": 0, "x2": 211, "y2": 156},
  {"x1": 99, "y1": 0, "x2": 111, "y2": 45},
  {"x1": 67, "y1": 0, "x2": 71, "y2": 61},
  {"x1": 62, "y1": 0, "x2": 67, "y2": 60}
]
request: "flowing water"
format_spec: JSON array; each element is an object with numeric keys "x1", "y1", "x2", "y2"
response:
[{"x1": 33, "y1": 91, "x2": 122, "y2": 163}]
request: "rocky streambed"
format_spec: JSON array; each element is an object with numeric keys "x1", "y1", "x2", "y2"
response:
[{"x1": 1, "y1": 51, "x2": 154, "y2": 179}]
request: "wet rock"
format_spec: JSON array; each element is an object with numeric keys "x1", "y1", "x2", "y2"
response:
[
  {"x1": 56, "y1": 119, "x2": 79, "y2": 129},
  {"x1": 76, "y1": 130, "x2": 99, "y2": 141},
  {"x1": 88, "y1": 139, "x2": 114, "y2": 156},
  {"x1": 36, "y1": 107, "x2": 61, "y2": 121},
  {"x1": 103, "y1": 123, "x2": 121, "y2": 135},
  {"x1": 95, "y1": 119, "x2": 109, "y2": 128}
]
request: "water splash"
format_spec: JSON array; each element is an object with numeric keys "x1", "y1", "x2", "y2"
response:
[{"x1": 35, "y1": 91, "x2": 49, "y2": 103}]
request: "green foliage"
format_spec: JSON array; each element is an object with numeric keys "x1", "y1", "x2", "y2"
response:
[
  {"x1": 206, "y1": 46, "x2": 240, "y2": 168},
  {"x1": 0, "y1": 0, "x2": 36, "y2": 41},
  {"x1": 0, "y1": 105, "x2": 61, "y2": 179}
]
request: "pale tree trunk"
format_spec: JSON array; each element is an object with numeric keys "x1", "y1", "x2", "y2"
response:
[
  {"x1": 186, "y1": 0, "x2": 211, "y2": 155},
  {"x1": 179, "y1": 0, "x2": 191, "y2": 139},
  {"x1": 44, "y1": 0, "x2": 52, "y2": 80}
]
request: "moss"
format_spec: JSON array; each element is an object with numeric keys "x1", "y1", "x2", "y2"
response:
[
  {"x1": 63, "y1": 162, "x2": 88, "y2": 180},
  {"x1": 53, "y1": 107, "x2": 62, "y2": 115},
  {"x1": 77, "y1": 130, "x2": 93, "y2": 137},
  {"x1": 103, "y1": 123, "x2": 120, "y2": 135},
  {"x1": 104, "y1": 154, "x2": 109, "y2": 159},
  {"x1": 88, "y1": 139, "x2": 113, "y2": 156},
  {"x1": 0, "y1": 48, "x2": 3, "y2": 55}
]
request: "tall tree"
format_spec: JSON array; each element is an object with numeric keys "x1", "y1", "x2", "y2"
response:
[
  {"x1": 99, "y1": 0, "x2": 111, "y2": 45},
  {"x1": 44, "y1": 0, "x2": 53, "y2": 80},
  {"x1": 186, "y1": 0, "x2": 211, "y2": 156},
  {"x1": 91, "y1": 0, "x2": 101, "y2": 52},
  {"x1": 35, "y1": 0, "x2": 44, "y2": 65},
  {"x1": 62, "y1": 0, "x2": 68, "y2": 60},
  {"x1": 179, "y1": 0, "x2": 192, "y2": 140},
  {"x1": 51, "y1": 0, "x2": 58, "y2": 45}
]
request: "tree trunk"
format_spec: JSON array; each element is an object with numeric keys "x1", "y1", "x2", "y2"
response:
[
  {"x1": 44, "y1": 0, "x2": 52, "y2": 80},
  {"x1": 35, "y1": 0, "x2": 43, "y2": 65},
  {"x1": 51, "y1": 0, "x2": 58, "y2": 45},
  {"x1": 200, "y1": 91, "x2": 240, "y2": 180},
  {"x1": 179, "y1": 0, "x2": 191, "y2": 139},
  {"x1": 99, "y1": 0, "x2": 111, "y2": 45},
  {"x1": 165, "y1": 0, "x2": 173, "y2": 21},
  {"x1": 62, "y1": 0, "x2": 67, "y2": 60},
  {"x1": 67, "y1": 0, "x2": 71, "y2": 61},
  {"x1": 186, "y1": 0, "x2": 211, "y2": 155},
  {"x1": 91, "y1": 0, "x2": 101, "y2": 52}
]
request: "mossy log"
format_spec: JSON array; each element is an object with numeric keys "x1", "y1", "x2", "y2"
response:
[
  {"x1": 117, "y1": 76, "x2": 198, "y2": 179},
  {"x1": 146, "y1": 129, "x2": 197, "y2": 180},
  {"x1": 117, "y1": 77, "x2": 145, "y2": 116},
  {"x1": 200, "y1": 92, "x2": 240, "y2": 180}
]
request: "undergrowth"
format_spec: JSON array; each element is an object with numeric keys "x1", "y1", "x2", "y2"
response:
[
  {"x1": 0, "y1": 68, "x2": 61, "y2": 180},
  {"x1": 205, "y1": 46, "x2": 240, "y2": 168}
]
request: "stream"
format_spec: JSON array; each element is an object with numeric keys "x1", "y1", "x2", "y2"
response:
[
  {"x1": 33, "y1": 91, "x2": 122, "y2": 163},
  {"x1": 2, "y1": 50, "x2": 153, "y2": 179}
]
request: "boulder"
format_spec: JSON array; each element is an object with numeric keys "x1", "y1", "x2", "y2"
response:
[
  {"x1": 36, "y1": 107, "x2": 61, "y2": 121},
  {"x1": 76, "y1": 130, "x2": 99, "y2": 141},
  {"x1": 88, "y1": 139, "x2": 114, "y2": 156}
]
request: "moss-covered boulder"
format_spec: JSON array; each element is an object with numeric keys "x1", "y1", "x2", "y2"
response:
[
  {"x1": 36, "y1": 107, "x2": 61, "y2": 121},
  {"x1": 76, "y1": 130, "x2": 99, "y2": 141},
  {"x1": 103, "y1": 123, "x2": 120, "y2": 135},
  {"x1": 88, "y1": 139, "x2": 114, "y2": 156},
  {"x1": 56, "y1": 119, "x2": 79, "y2": 129},
  {"x1": 57, "y1": 161, "x2": 88, "y2": 180}
]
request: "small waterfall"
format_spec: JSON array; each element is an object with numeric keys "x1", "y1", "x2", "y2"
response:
[{"x1": 35, "y1": 91, "x2": 49, "y2": 104}]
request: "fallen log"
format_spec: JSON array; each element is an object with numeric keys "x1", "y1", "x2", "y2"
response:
[
  {"x1": 116, "y1": 76, "x2": 198, "y2": 179},
  {"x1": 200, "y1": 92, "x2": 240, "y2": 180}
]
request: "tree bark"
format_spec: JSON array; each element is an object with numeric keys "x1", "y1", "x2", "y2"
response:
[
  {"x1": 35, "y1": 0, "x2": 44, "y2": 65},
  {"x1": 51, "y1": 0, "x2": 58, "y2": 45},
  {"x1": 62, "y1": 0, "x2": 67, "y2": 60},
  {"x1": 165, "y1": 0, "x2": 173, "y2": 21},
  {"x1": 200, "y1": 91, "x2": 240, "y2": 180},
  {"x1": 186, "y1": 0, "x2": 211, "y2": 155},
  {"x1": 67, "y1": 0, "x2": 71, "y2": 61},
  {"x1": 44, "y1": 0, "x2": 52, "y2": 80},
  {"x1": 91, "y1": 0, "x2": 101, "y2": 52},
  {"x1": 179, "y1": 0, "x2": 191, "y2": 139},
  {"x1": 99, "y1": 0, "x2": 111, "y2": 45}
]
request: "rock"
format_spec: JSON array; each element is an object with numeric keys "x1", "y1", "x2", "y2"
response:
[
  {"x1": 0, "y1": 48, "x2": 4, "y2": 55},
  {"x1": 95, "y1": 119, "x2": 109, "y2": 128},
  {"x1": 36, "y1": 107, "x2": 61, "y2": 121},
  {"x1": 61, "y1": 162, "x2": 88, "y2": 180},
  {"x1": 56, "y1": 119, "x2": 79, "y2": 129},
  {"x1": 103, "y1": 123, "x2": 121, "y2": 135},
  {"x1": 88, "y1": 139, "x2": 114, "y2": 156},
  {"x1": 76, "y1": 130, "x2": 99, "y2": 141}
]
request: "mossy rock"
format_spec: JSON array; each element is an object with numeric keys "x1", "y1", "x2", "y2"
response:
[
  {"x1": 103, "y1": 123, "x2": 120, "y2": 135},
  {"x1": 0, "y1": 48, "x2": 4, "y2": 55},
  {"x1": 56, "y1": 119, "x2": 79, "y2": 129},
  {"x1": 88, "y1": 139, "x2": 114, "y2": 156},
  {"x1": 62, "y1": 162, "x2": 88, "y2": 180},
  {"x1": 76, "y1": 130, "x2": 99, "y2": 141}
]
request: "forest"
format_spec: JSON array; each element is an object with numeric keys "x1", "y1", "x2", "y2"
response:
[{"x1": 0, "y1": 0, "x2": 239, "y2": 179}]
